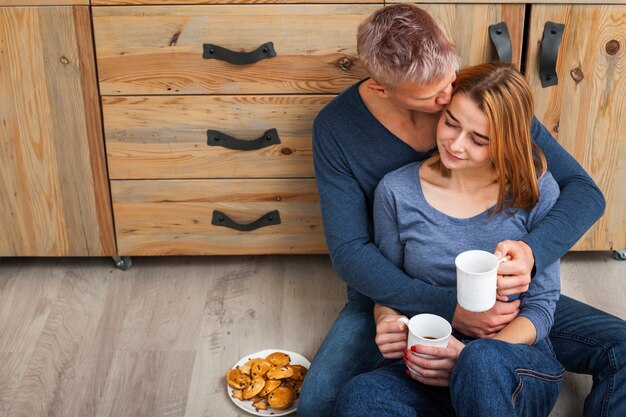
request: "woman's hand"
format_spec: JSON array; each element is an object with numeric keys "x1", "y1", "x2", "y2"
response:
[
  {"x1": 404, "y1": 335, "x2": 465, "y2": 386},
  {"x1": 374, "y1": 304, "x2": 408, "y2": 359}
]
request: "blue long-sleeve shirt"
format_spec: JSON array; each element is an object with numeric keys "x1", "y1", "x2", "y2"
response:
[
  {"x1": 312, "y1": 79, "x2": 605, "y2": 319},
  {"x1": 374, "y1": 162, "x2": 560, "y2": 341}
]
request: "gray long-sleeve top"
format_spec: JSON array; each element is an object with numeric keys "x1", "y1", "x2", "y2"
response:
[{"x1": 374, "y1": 161, "x2": 561, "y2": 342}]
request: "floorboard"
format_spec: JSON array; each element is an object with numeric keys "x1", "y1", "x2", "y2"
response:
[{"x1": 0, "y1": 253, "x2": 623, "y2": 417}]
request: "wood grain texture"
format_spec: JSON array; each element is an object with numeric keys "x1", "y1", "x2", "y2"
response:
[
  {"x1": 111, "y1": 179, "x2": 327, "y2": 255},
  {"x1": 525, "y1": 5, "x2": 625, "y2": 251},
  {"x1": 0, "y1": 7, "x2": 115, "y2": 256},
  {"x1": 0, "y1": 254, "x2": 623, "y2": 416},
  {"x1": 93, "y1": 5, "x2": 376, "y2": 95},
  {"x1": 103, "y1": 95, "x2": 332, "y2": 179},
  {"x1": 93, "y1": 0, "x2": 380, "y2": 4},
  {"x1": 0, "y1": 0, "x2": 88, "y2": 5},
  {"x1": 88, "y1": 0, "x2": 626, "y2": 5},
  {"x1": 411, "y1": 3, "x2": 525, "y2": 69},
  {"x1": 390, "y1": 0, "x2": 623, "y2": 4}
]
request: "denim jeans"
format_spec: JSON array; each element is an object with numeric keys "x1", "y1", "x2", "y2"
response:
[
  {"x1": 297, "y1": 292, "x2": 626, "y2": 417},
  {"x1": 334, "y1": 338, "x2": 564, "y2": 417}
]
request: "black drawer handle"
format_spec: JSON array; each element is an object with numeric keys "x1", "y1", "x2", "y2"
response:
[
  {"x1": 539, "y1": 21, "x2": 565, "y2": 88},
  {"x1": 212, "y1": 210, "x2": 281, "y2": 232},
  {"x1": 207, "y1": 128, "x2": 280, "y2": 151},
  {"x1": 489, "y1": 22, "x2": 512, "y2": 63},
  {"x1": 202, "y1": 42, "x2": 276, "y2": 65}
]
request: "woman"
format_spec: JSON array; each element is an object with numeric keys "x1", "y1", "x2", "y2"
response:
[{"x1": 334, "y1": 62, "x2": 564, "y2": 417}]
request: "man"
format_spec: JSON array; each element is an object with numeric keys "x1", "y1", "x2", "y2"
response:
[{"x1": 298, "y1": 4, "x2": 626, "y2": 417}]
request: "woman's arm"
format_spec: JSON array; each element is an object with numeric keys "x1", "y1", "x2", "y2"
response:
[{"x1": 493, "y1": 317, "x2": 536, "y2": 345}]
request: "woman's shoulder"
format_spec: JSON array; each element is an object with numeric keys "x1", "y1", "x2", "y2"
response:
[
  {"x1": 538, "y1": 170, "x2": 560, "y2": 202},
  {"x1": 380, "y1": 161, "x2": 424, "y2": 186}
]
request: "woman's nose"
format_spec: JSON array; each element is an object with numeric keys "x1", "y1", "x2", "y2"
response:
[{"x1": 449, "y1": 135, "x2": 464, "y2": 152}]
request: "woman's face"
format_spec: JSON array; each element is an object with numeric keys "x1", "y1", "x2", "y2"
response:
[{"x1": 436, "y1": 93, "x2": 491, "y2": 171}]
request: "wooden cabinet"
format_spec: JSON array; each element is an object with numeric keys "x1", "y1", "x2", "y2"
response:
[
  {"x1": 0, "y1": 6, "x2": 115, "y2": 256},
  {"x1": 392, "y1": 1, "x2": 625, "y2": 252},
  {"x1": 416, "y1": 3, "x2": 526, "y2": 68},
  {"x1": 94, "y1": 1, "x2": 624, "y2": 255},
  {"x1": 1, "y1": 2, "x2": 621, "y2": 256},
  {"x1": 526, "y1": 4, "x2": 625, "y2": 251},
  {"x1": 93, "y1": 4, "x2": 380, "y2": 255}
]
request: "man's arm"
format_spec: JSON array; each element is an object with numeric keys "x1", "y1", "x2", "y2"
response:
[
  {"x1": 312, "y1": 117, "x2": 456, "y2": 319},
  {"x1": 524, "y1": 117, "x2": 605, "y2": 272}
]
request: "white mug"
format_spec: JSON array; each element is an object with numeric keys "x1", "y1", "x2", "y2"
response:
[
  {"x1": 398, "y1": 313, "x2": 451, "y2": 375},
  {"x1": 455, "y1": 250, "x2": 505, "y2": 312}
]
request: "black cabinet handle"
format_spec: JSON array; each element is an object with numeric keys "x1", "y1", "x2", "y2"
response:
[
  {"x1": 207, "y1": 128, "x2": 280, "y2": 151},
  {"x1": 212, "y1": 210, "x2": 281, "y2": 232},
  {"x1": 489, "y1": 22, "x2": 512, "y2": 63},
  {"x1": 202, "y1": 42, "x2": 276, "y2": 65},
  {"x1": 539, "y1": 22, "x2": 565, "y2": 88}
]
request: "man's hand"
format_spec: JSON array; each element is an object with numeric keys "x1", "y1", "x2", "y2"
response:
[
  {"x1": 452, "y1": 301, "x2": 520, "y2": 338},
  {"x1": 374, "y1": 304, "x2": 408, "y2": 359},
  {"x1": 404, "y1": 335, "x2": 465, "y2": 386},
  {"x1": 495, "y1": 240, "x2": 534, "y2": 298}
]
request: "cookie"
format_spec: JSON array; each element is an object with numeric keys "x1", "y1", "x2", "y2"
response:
[
  {"x1": 284, "y1": 380, "x2": 303, "y2": 398},
  {"x1": 242, "y1": 376, "x2": 266, "y2": 400},
  {"x1": 237, "y1": 359, "x2": 256, "y2": 376},
  {"x1": 226, "y1": 368, "x2": 251, "y2": 390},
  {"x1": 289, "y1": 364, "x2": 308, "y2": 381},
  {"x1": 267, "y1": 386, "x2": 295, "y2": 410},
  {"x1": 231, "y1": 389, "x2": 244, "y2": 401},
  {"x1": 258, "y1": 379, "x2": 281, "y2": 397},
  {"x1": 251, "y1": 359, "x2": 273, "y2": 379},
  {"x1": 252, "y1": 399, "x2": 268, "y2": 411},
  {"x1": 266, "y1": 351, "x2": 291, "y2": 366},
  {"x1": 266, "y1": 365, "x2": 294, "y2": 380}
]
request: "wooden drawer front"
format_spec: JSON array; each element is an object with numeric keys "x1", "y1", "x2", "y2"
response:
[
  {"x1": 112, "y1": 179, "x2": 327, "y2": 255},
  {"x1": 93, "y1": 0, "x2": 381, "y2": 5},
  {"x1": 93, "y1": 5, "x2": 376, "y2": 95},
  {"x1": 104, "y1": 95, "x2": 331, "y2": 179}
]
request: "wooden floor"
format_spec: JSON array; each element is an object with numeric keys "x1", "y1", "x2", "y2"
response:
[{"x1": 0, "y1": 252, "x2": 623, "y2": 417}]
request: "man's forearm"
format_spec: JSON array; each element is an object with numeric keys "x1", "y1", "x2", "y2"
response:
[{"x1": 331, "y1": 241, "x2": 457, "y2": 321}]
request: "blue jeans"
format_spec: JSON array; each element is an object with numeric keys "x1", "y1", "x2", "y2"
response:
[
  {"x1": 334, "y1": 338, "x2": 564, "y2": 417},
  {"x1": 298, "y1": 292, "x2": 626, "y2": 417}
]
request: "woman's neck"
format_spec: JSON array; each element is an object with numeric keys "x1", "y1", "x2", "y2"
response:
[
  {"x1": 419, "y1": 156, "x2": 499, "y2": 219},
  {"x1": 446, "y1": 166, "x2": 497, "y2": 192}
]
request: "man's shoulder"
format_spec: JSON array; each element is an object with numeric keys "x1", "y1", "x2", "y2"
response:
[
  {"x1": 379, "y1": 161, "x2": 422, "y2": 189},
  {"x1": 315, "y1": 81, "x2": 363, "y2": 126}
]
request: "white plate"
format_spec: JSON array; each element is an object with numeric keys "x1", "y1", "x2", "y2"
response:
[{"x1": 227, "y1": 349, "x2": 311, "y2": 416}]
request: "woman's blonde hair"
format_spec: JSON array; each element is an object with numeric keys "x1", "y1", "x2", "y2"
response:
[
  {"x1": 357, "y1": 4, "x2": 461, "y2": 88},
  {"x1": 439, "y1": 62, "x2": 547, "y2": 212}
]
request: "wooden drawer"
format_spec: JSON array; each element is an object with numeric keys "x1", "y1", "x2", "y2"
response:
[
  {"x1": 111, "y1": 179, "x2": 326, "y2": 255},
  {"x1": 93, "y1": 5, "x2": 376, "y2": 95},
  {"x1": 103, "y1": 95, "x2": 332, "y2": 179},
  {"x1": 93, "y1": 0, "x2": 380, "y2": 5}
]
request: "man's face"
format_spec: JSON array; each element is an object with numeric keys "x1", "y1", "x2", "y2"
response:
[{"x1": 385, "y1": 72, "x2": 456, "y2": 113}]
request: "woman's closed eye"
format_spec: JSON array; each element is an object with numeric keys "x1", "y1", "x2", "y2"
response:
[
  {"x1": 445, "y1": 119, "x2": 487, "y2": 147},
  {"x1": 471, "y1": 136, "x2": 487, "y2": 147},
  {"x1": 444, "y1": 119, "x2": 458, "y2": 129}
]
